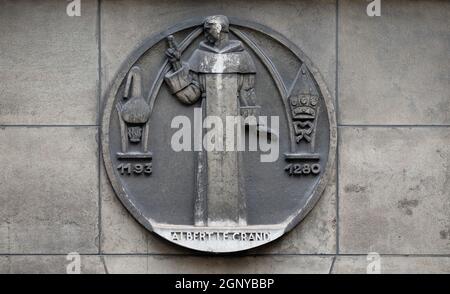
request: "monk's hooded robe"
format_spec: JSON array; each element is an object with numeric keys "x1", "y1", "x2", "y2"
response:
[{"x1": 164, "y1": 39, "x2": 257, "y2": 227}]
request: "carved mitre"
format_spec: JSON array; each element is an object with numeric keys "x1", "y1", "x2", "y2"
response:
[{"x1": 120, "y1": 66, "x2": 151, "y2": 124}]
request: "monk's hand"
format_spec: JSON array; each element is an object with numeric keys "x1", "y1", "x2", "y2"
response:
[{"x1": 165, "y1": 47, "x2": 180, "y2": 63}]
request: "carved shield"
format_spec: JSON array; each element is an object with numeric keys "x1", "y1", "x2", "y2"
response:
[{"x1": 102, "y1": 17, "x2": 336, "y2": 253}]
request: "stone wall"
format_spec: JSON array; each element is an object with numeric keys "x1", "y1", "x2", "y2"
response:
[{"x1": 0, "y1": 0, "x2": 448, "y2": 273}]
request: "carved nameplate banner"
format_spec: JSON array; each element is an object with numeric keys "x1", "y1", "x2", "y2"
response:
[
  {"x1": 154, "y1": 225, "x2": 285, "y2": 252},
  {"x1": 102, "y1": 15, "x2": 336, "y2": 253}
]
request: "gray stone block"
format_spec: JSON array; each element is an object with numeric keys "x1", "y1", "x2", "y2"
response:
[
  {"x1": 100, "y1": 165, "x2": 187, "y2": 254},
  {"x1": 339, "y1": 0, "x2": 450, "y2": 125},
  {"x1": 0, "y1": 255, "x2": 105, "y2": 274},
  {"x1": 0, "y1": 256, "x2": 8, "y2": 273},
  {"x1": 101, "y1": 0, "x2": 336, "y2": 98},
  {"x1": 0, "y1": 0, "x2": 98, "y2": 125},
  {"x1": 339, "y1": 127, "x2": 450, "y2": 254},
  {"x1": 100, "y1": 164, "x2": 147, "y2": 253},
  {"x1": 101, "y1": 256, "x2": 148, "y2": 274},
  {"x1": 253, "y1": 168, "x2": 336, "y2": 254},
  {"x1": 332, "y1": 256, "x2": 450, "y2": 274},
  {"x1": 0, "y1": 127, "x2": 99, "y2": 253},
  {"x1": 103, "y1": 255, "x2": 333, "y2": 274}
]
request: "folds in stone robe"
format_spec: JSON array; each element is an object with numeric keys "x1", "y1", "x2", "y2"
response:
[{"x1": 164, "y1": 39, "x2": 258, "y2": 227}]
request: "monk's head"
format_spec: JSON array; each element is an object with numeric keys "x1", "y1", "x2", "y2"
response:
[{"x1": 203, "y1": 15, "x2": 229, "y2": 44}]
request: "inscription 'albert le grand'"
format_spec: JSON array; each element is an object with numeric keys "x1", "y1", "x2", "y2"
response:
[{"x1": 170, "y1": 231, "x2": 271, "y2": 242}]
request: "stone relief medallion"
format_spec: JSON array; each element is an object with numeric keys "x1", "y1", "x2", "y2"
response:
[{"x1": 102, "y1": 16, "x2": 336, "y2": 253}]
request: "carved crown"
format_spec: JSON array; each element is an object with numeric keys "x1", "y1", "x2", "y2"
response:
[{"x1": 289, "y1": 93, "x2": 319, "y2": 120}]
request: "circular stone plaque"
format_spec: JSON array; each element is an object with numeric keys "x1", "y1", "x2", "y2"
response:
[{"x1": 102, "y1": 16, "x2": 336, "y2": 253}]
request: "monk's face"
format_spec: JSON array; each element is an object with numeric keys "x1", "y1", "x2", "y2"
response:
[{"x1": 204, "y1": 22, "x2": 223, "y2": 44}]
